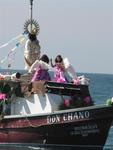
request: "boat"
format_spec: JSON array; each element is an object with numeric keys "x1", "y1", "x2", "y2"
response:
[
  {"x1": 0, "y1": 0, "x2": 113, "y2": 149},
  {"x1": 0, "y1": 80, "x2": 112, "y2": 149}
]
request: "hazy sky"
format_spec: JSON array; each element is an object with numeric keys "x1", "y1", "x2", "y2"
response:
[{"x1": 0, "y1": 0, "x2": 113, "y2": 74}]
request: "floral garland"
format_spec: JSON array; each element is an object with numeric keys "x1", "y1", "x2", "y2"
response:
[
  {"x1": 106, "y1": 97, "x2": 113, "y2": 106},
  {"x1": 0, "y1": 93, "x2": 7, "y2": 105},
  {"x1": 0, "y1": 82, "x2": 11, "y2": 109},
  {"x1": 59, "y1": 95, "x2": 94, "y2": 110}
]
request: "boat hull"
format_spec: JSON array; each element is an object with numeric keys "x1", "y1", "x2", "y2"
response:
[{"x1": 0, "y1": 105, "x2": 112, "y2": 148}]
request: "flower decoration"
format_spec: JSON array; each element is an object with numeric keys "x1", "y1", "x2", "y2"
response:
[
  {"x1": 59, "y1": 94, "x2": 94, "y2": 110},
  {"x1": 106, "y1": 97, "x2": 113, "y2": 106},
  {"x1": 64, "y1": 99, "x2": 71, "y2": 107},
  {"x1": 0, "y1": 93, "x2": 6, "y2": 100}
]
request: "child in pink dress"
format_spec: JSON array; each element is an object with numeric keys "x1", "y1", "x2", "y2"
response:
[
  {"x1": 29, "y1": 54, "x2": 51, "y2": 82},
  {"x1": 50, "y1": 55, "x2": 79, "y2": 85},
  {"x1": 50, "y1": 55, "x2": 67, "y2": 83}
]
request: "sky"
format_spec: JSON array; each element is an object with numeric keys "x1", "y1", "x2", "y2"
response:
[{"x1": 0, "y1": 0, "x2": 113, "y2": 74}]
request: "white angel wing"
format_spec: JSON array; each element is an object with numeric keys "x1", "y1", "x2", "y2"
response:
[{"x1": 63, "y1": 58, "x2": 78, "y2": 80}]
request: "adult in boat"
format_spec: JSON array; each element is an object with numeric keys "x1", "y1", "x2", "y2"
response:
[
  {"x1": 50, "y1": 55, "x2": 80, "y2": 85},
  {"x1": 24, "y1": 30, "x2": 41, "y2": 70}
]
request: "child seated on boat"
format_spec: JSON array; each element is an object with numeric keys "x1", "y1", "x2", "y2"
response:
[
  {"x1": 29, "y1": 54, "x2": 51, "y2": 82},
  {"x1": 50, "y1": 55, "x2": 80, "y2": 85}
]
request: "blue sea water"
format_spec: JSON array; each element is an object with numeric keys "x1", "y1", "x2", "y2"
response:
[{"x1": 0, "y1": 70, "x2": 113, "y2": 149}]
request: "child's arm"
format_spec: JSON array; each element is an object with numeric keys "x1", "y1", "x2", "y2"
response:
[{"x1": 50, "y1": 58, "x2": 55, "y2": 67}]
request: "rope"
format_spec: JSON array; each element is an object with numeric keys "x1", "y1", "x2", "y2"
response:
[
  {"x1": 0, "y1": 33, "x2": 25, "y2": 49},
  {"x1": 0, "y1": 33, "x2": 27, "y2": 66}
]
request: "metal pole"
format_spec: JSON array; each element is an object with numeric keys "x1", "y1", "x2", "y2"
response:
[{"x1": 30, "y1": 0, "x2": 33, "y2": 32}]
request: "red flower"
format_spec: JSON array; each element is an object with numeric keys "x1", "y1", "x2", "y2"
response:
[{"x1": 0, "y1": 93, "x2": 7, "y2": 100}]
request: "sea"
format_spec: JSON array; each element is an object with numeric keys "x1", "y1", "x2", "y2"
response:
[{"x1": 0, "y1": 70, "x2": 113, "y2": 150}]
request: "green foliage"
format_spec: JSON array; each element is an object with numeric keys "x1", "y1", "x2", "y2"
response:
[{"x1": 106, "y1": 98, "x2": 113, "y2": 106}]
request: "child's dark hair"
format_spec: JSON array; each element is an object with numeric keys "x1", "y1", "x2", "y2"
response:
[
  {"x1": 55, "y1": 55, "x2": 63, "y2": 63},
  {"x1": 40, "y1": 54, "x2": 49, "y2": 64}
]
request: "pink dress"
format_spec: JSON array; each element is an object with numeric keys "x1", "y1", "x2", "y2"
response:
[
  {"x1": 31, "y1": 66, "x2": 51, "y2": 82},
  {"x1": 54, "y1": 66, "x2": 67, "y2": 83},
  {"x1": 29, "y1": 60, "x2": 51, "y2": 82}
]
